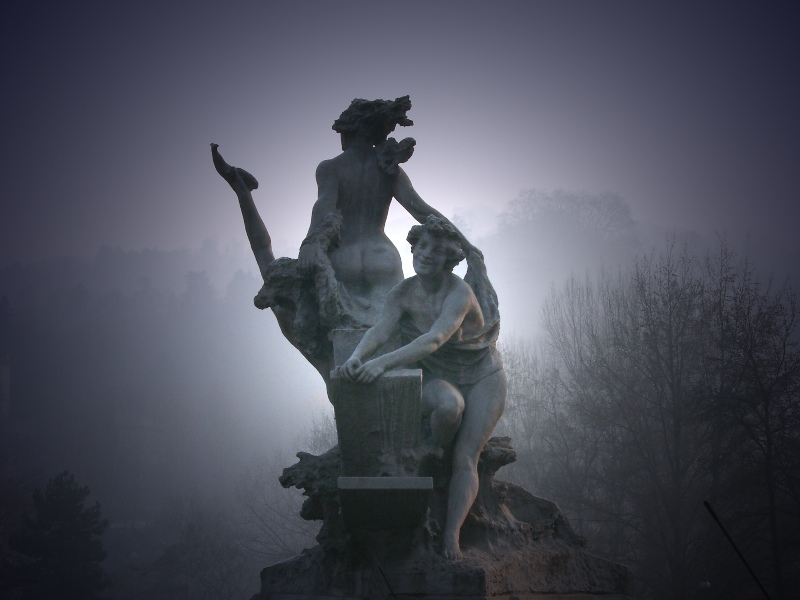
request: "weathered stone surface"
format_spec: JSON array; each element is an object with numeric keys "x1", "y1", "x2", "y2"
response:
[
  {"x1": 279, "y1": 446, "x2": 346, "y2": 553},
  {"x1": 266, "y1": 438, "x2": 632, "y2": 599},
  {"x1": 331, "y1": 328, "x2": 402, "y2": 368},
  {"x1": 216, "y1": 98, "x2": 633, "y2": 598},
  {"x1": 253, "y1": 214, "x2": 371, "y2": 363},
  {"x1": 338, "y1": 476, "x2": 432, "y2": 530},
  {"x1": 257, "y1": 544, "x2": 631, "y2": 599},
  {"x1": 330, "y1": 369, "x2": 423, "y2": 477}
]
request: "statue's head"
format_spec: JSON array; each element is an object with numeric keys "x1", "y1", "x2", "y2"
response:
[
  {"x1": 333, "y1": 96, "x2": 413, "y2": 146},
  {"x1": 407, "y1": 216, "x2": 465, "y2": 273}
]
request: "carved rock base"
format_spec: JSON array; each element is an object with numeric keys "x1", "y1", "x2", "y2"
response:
[
  {"x1": 255, "y1": 541, "x2": 632, "y2": 599},
  {"x1": 270, "y1": 438, "x2": 634, "y2": 599}
]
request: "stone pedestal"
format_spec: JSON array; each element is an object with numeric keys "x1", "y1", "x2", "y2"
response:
[
  {"x1": 260, "y1": 546, "x2": 632, "y2": 599},
  {"x1": 266, "y1": 440, "x2": 635, "y2": 600},
  {"x1": 338, "y1": 476, "x2": 432, "y2": 530},
  {"x1": 330, "y1": 363, "x2": 433, "y2": 535},
  {"x1": 329, "y1": 369, "x2": 422, "y2": 477},
  {"x1": 259, "y1": 329, "x2": 635, "y2": 599}
]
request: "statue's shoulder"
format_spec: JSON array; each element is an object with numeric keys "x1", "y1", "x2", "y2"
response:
[
  {"x1": 450, "y1": 272, "x2": 474, "y2": 292},
  {"x1": 391, "y1": 275, "x2": 418, "y2": 298},
  {"x1": 449, "y1": 274, "x2": 481, "y2": 307},
  {"x1": 316, "y1": 151, "x2": 366, "y2": 175},
  {"x1": 315, "y1": 156, "x2": 341, "y2": 182}
]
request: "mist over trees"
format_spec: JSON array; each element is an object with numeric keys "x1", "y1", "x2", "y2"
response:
[
  {"x1": 0, "y1": 244, "x2": 323, "y2": 597},
  {"x1": 1, "y1": 191, "x2": 798, "y2": 599},
  {"x1": 482, "y1": 189, "x2": 641, "y2": 339},
  {"x1": 498, "y1": 240, "x2": 800, "y2": 599}
]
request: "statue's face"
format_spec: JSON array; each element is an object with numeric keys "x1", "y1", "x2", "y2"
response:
[{"x1": 412, "y1": 232, "x2": 450, "y2": 276}]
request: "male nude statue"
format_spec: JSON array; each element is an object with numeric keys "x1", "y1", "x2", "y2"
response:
[{"x1": 340, "y1": 216, "x2": 506, "y2": 560}]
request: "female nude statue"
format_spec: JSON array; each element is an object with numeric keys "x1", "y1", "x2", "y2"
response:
[
  {"x1": 212, "y1": 96, "x2": 475, "y2": 379},
  {"x1": 340, "y1": 216, "x2": 506, "y2": 560}
]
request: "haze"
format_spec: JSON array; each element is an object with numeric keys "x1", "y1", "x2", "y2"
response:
[
  {"x1": 1, "y1": 2, "x2": 798, "y2": 598},
  {"x1": 2, "y1": 2, "x2": 797, "y2": 267}
]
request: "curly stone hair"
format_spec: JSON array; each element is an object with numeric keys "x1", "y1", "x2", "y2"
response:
[
  {"x1": 407, "y1": 216, "x2": 466, "y2": 272},
  {"x1": 332, "y1": 96, "x2": 414, "y2": 146}
]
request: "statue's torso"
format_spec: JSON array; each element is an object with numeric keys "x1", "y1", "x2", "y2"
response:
[
  {"x1": 326, "y1": 149, "x2": 404, "y2": 320},
  {"x1": 398, "y1": 276, "x2": 499, "y2": 387}
]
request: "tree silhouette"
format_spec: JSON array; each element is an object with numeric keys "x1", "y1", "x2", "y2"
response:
[
  {"x1": 11, "y1": 470, "x2": 109, "y2": 600},
  {"x1": 506, "y1": 239, "x2": 800, "y2": 599}
]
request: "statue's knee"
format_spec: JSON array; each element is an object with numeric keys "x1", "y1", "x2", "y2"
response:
[
  {"x1": 423, "y1": 379, "x2": 463, "y2": 408},
  {"x1": 452, "y1": 451, "x2": 477, "y2": 474},
  {"x1": 438, "y1": 395, "x2": 463, "y2": 423}
]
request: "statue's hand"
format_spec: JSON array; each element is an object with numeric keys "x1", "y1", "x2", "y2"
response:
[
  {"x1": 298, "y1": 243, "x2": 321, "y2": 276},
  {"x1": 340, "y1": 357, "x2": 362, "y2": 382},
  {"x1": 355, "y1": 358, "x2": 388, "y2": 384}
]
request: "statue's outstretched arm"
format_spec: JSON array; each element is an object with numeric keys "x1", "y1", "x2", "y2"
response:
[
  {"x1": 347, "y1": 282, "x2": 474, "y2": 384},
  {"x1": 393, "y1": 168, "x2": 480, "y2": 257},
  {"x1": 211, "y1": 144, "x2": 274, "y2": 281},
  {"x1": 340, "y1": 286, "x2": 404, "y2": 382},
  {"x1": 343, "y1": 287, "x2": 403, "y2": 363}
]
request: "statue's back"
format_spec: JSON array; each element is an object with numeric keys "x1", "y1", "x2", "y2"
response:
[{"x1": 332, "y1": 147, "x2": 395, "y2": 243}]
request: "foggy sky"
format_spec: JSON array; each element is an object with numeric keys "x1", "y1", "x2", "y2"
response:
[{"x1": 2, "y1": 1, "x2": 798, "y2": 271}]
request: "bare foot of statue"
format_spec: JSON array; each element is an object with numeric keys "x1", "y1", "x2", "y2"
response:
[
  {"x1": 211, "y1": 143, "x2": 259, "y2": 191},
  {"x1": 442, "y1": 531, "x2": 463, "y2": 561}
]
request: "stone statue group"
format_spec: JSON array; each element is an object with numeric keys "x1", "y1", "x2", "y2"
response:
[
  {"x1": 213, "y1": 96, "x2": 505, "y2": 561},
  {"x1": 212, "y1": 97, "x2": 630, "y2": 598}
]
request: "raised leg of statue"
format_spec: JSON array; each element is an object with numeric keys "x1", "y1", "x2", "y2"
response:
[
  {"x1": 422, "y1": 378, "x2": 464, "y2": 447},
  {"x1": 211, "y1": 144, "x2": 329, "y2": 379},
  {"x1": 211, "y1": 144, "x2": 274, "y2": 278}
]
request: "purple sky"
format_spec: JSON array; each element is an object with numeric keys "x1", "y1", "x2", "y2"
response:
[{"x1": 2, "y1": 1, "x2": 798, "y2": 269}]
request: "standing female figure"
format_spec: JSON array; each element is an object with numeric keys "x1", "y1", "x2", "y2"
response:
[{"x1": 213, "y1": 96, "x2": 474, "y2": 377}]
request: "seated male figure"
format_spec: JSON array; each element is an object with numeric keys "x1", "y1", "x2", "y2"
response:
[{"x1": 341, "y1": 216, "x2": 506, "y2": 560}]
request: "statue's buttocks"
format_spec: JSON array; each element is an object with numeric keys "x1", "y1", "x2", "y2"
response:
[
  {"x1": 324, "y1": 147, "x2": 404, "y2": 313},
  {"x1": 329, "y1": 236, "x2": 403, "y2": 313}
]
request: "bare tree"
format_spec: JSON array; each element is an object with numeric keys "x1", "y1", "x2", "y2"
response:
[
  {"x1": 234, "y1": 451, "x2": 319, "y2": 565},
  {"x1": 699, "y1": 246, "x2": 800, "y2": 599},
  {"x1": 538, "y1": 243, "x2": 721, "y2": 598},
  {"x1": 506, "y1": 238, "x2": 800, "y2": 599},
  {"x1": 232, "y1": 410, "x2": 338, "y2": 566}
]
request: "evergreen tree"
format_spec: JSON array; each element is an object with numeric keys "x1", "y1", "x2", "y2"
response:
[{"x1": 12, "y1": 470, "x2": 109, "y2": 600}]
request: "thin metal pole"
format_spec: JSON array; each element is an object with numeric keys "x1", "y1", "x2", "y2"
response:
[
  {"x1": 703, "y1": 500, "x2": 772, "y2": 600},
  {"x1": 376, "y1": 563, "x2": 398, "y2": 600}
]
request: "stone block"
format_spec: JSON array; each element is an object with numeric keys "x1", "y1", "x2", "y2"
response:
[
  {"x1": 338, "y1": 476, "x2": 432, "y2": 530},
  {"x1": 329, "y1": 369, "x2": 423, "y2": 477}
]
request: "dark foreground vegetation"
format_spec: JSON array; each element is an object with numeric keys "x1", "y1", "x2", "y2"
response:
[{"x1": 2, "y1": 471, "x2": 109, "y2": 600}]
